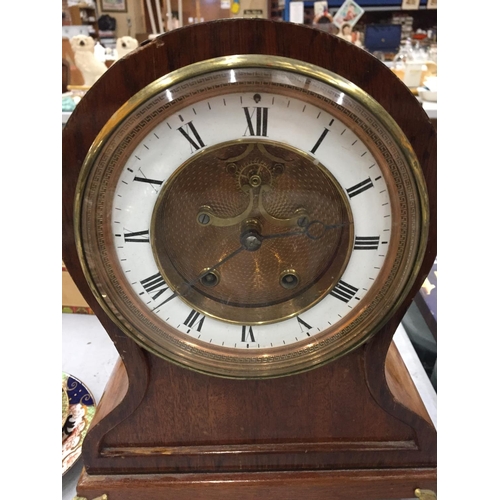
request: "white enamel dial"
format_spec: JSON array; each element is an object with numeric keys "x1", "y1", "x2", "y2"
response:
[
  {"x1": 78, "y1": 56, "x2": 425, "y2": 378},
  {"x1": 112, "y1": 91, "x2": 390, "y2": 349}
]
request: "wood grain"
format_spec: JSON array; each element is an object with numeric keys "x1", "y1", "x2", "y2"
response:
[{"x1": 78, "y1": 467, "x2": 437, "y2": 500}]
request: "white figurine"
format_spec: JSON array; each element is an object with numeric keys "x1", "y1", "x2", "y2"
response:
[
  {"x1": 116, "y1": 36, "x2": 139, "y2": 59},
  {"x1": 70, "y1": 35, "x2": 108, "y2": 86}
]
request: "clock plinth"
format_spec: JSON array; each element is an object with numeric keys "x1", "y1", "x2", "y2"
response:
[
  {"x1": 78, "y1": 468, "x2": 436, "y2": 500},
  {"x1": 76, "y1": 323, "x2": 436, "y2": 499},
  {"x1": 62, "y1": 18, "x2": 437, "y2": 500}
]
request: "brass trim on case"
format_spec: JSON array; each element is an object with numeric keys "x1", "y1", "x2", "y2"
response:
[
  {"x1": 73, "y1": 495, "x2": 107, "y2": 500},
  {"x1": 415, "y1": 488, "x2": 437, "y2": 500}
]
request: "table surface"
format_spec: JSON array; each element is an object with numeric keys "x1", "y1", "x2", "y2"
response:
[{"x1": 61, "y1": 312, "x2": 436, "y2": 500}]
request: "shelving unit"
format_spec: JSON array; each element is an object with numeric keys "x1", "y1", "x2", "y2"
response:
[
  {"x1": 283, "y1": 0, "x2": 436, "y2": 24},
  {"x1": 68, "y1": 4, "x2": 99, "y2": 36}
]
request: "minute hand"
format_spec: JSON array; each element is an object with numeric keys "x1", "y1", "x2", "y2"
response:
[{"x1": 261, "y1": 220, "x2": 352, "y2": 241}]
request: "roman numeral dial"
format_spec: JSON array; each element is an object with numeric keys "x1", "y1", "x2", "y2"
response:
[{"x1": 104, "y1": 78, "x2": 397, "y2": 367}]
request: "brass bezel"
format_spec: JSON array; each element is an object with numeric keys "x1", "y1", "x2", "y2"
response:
[{"x1": 75, "y1": 55, "x2": 429, "y2": 379}]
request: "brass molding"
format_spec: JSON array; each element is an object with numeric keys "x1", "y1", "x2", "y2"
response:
[
  {"x1": 73, "y1": 495, "x2": 107, "y2": 500},
  {"x1": 415, "y1": 488, "x2": 437, "y2": 500}
]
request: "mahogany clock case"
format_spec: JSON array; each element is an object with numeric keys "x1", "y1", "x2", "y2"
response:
[{"x1": 62, "y1": 19, "x2": 437, "y2": 499}]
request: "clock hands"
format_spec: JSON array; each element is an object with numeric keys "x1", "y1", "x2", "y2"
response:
[
  {"x1": 195, "y1": 218, "x2": 350, "y2": 288},
  {"x1": 151, "y1": 218, "x2": 350, "y2": 312},
  {"x1": 151, "y1": 245, "x2": 246, "y2": 312},
  {"x1": 262, "y1": 219, "x2": 352, "y2": 242}
]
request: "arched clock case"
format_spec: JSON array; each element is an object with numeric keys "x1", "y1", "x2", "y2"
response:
[{"x1": 62, "y1": 19, "x2": 437, "y2": 500}]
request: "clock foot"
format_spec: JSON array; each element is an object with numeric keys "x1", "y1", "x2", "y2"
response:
[{"x1": 415, "y1": 489, "x2": 437, "y2": 500}]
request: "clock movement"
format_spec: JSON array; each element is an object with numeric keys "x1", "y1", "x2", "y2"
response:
[{"x1": 62, "y1": 19, "x2": 437, "y2": 499}]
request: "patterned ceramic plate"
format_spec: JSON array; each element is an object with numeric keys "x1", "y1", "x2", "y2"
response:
[
  {"x1": 62, "y1": 385, "x2": 69, "y2": 428},
  {"x1": 62, "y1": 372, "x2": 96, "y2": 475}
]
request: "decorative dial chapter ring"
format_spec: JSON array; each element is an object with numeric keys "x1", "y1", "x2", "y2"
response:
[{"x1": 151, "y1": 139, "x2": 353, "y2": 325}]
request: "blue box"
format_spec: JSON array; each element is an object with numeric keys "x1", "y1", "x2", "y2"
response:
[{"x1": 364, "y1": 24, "x2": 402, "y2": 53}]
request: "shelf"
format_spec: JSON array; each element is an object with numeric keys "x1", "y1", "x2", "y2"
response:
[
  {"x1": 68, "y1": 5, "x2": 98, "y2": 34},
  {"x1": 284, "y1": 0, "x2": 436, "y2": 21}
]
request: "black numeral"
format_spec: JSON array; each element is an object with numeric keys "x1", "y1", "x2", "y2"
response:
[
  {"x1": 124, "y1": 229, "x2": 149, "y2": 243},
  {"x1": 310, "y1": 128, "x2": 330, "y2": 154},
  {"x1": 330, "y1": 280, "x2": 358, "y2": 303},
  {"x1": 133, "y1": 176, "x2": 163, "y2": 185},
  {"x1": 178, "y1": 121, "x2": 205, "y2": 152},
  {"x1": 243, "y1": 107, "x2": 268, "y2": 136},
  {"x1": 346, "y1": 178, "x2": 374, "y2": 198},
  {"x1": 140, "y1": 272, "x2": 169, "y2": 300},
  {"x1": 297, "y1": 316, "x2": 312, "y2": 336},
  {"x1": 241, "y1": 325, "x2": 256, "y2": 343},
  {"x1": 184, "y1": 309, "x2": 205, "y2": 333},
  {"x1": 354, "y1": 236, "x2": 380, "y2": 250}
]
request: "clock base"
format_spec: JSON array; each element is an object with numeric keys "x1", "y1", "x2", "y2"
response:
[
  {"x1": 76, "y1": 339, "x2": 436, "y2": 499},
  {"x1": 77, "y1": 467, "x2": 436, "y2": 500}
]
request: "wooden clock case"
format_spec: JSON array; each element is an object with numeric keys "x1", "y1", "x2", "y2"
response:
[{"x1": 62, "y1": 19, "x2": 437, "y2": 500}]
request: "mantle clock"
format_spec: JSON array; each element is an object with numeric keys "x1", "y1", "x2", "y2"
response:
[{"x1": 62, "y1": 18, "x2": 437, "y2": 500}]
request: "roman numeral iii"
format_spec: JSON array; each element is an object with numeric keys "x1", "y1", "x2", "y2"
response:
[
  {"x1": 354, "y1": 236, "x2": 380, "y2": 250},
  {"x1": 330, "y1": 280, "x2": 358, "y2": 303}
]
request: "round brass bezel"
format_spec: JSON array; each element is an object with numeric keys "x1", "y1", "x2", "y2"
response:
[{"x1": 75, "y1": 55, "x2": 429, "y2": 379}]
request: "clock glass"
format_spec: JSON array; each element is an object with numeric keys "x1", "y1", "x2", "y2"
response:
[{"x1": 76, "y1": 55, "x2": 428, "y2": 378}]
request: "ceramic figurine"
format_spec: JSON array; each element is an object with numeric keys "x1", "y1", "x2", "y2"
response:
[
  {"x1": 70, "y1": 35, "x2": 108, "y2": 86},
  {"x1": 116, "y1": 36, "x2": 139, "y2": 59}
]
